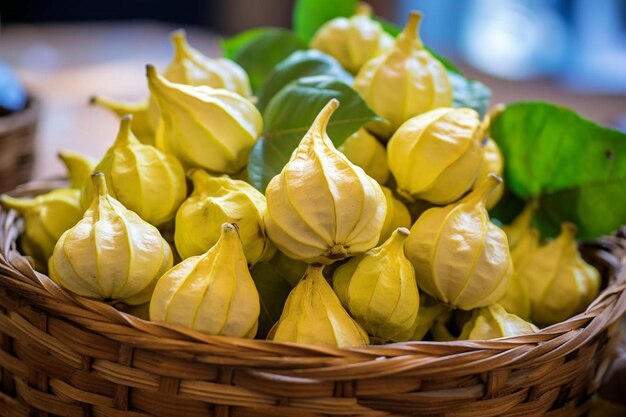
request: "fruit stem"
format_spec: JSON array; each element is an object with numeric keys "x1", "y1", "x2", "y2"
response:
[
  {"x1": 355, "y1": 2, "x2": 372, "y2": 16},
  {"x1": 464, "y1": 173, "x2": 502, "y2": 206},
  {"x1": 170, "y1": 29, "x2": 188, "y2": 57},
  {"x1": 0, "y1": 195, "x2": 35, "y2": 213},
  {"x1": 311, "y1": 99, "x2": 339, "y2": 140},
  {"x1": 114, "y1": 115, "x2": 133, "y2": 146},
  {"x1": 397, "y1": 12, "x2": 423, "y2": 50},
  {"x1": 91, "y1": 172, "x2": 108, "y2": 197}
]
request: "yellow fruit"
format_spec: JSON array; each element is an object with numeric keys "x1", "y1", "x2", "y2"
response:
[
  {"x1": 387, "y1": 107, "x2": 484, "y2": 205},
  {"x1": 379, "y1": 186, "x2": 411, "y2": 244},
  {"x1": 49, "y1": 173, "x2": 173, "y2": 305},
  {"x1": 166, "y1": 30, "x2": 252, "y2": 97},
  {"x1": 459, "y1": 304, "x2": 538, "y2": 340},
  {"x1": 269, "y1": 264, "x2": 370, "y2": 348},
  {"x1": 503, "y1": 201, "x2": 538, "y2": 249},
  {"x1": 410, "y1": 295, "x2": 451, "y2": 341},
  {"x1": 81, "y1": 115, "x2": 187, "y2": 227},
  {"x1": 311, "y1": 3, "x2": 394, "y2": 74},
  {"x1": 405, "y1": 174, "x2": 512, "y2": 310},
  {"x1": 147, "y1": 65, "x2": 262, "y2": 175},
  {"x1": 499, "y1": 228, "x2": 539, "y2": 320},
  {"x1": 264, "y1": 99, "x2": 387, "y2": 264},
  {"x1": 150, "y1": 223, "x2": 260, "y2": 337},
  {"x1": 333, "y1": 227, "x2": 419, "y2": 342},
  {"x1": 475, "y1": 137, "x2": 505, "y2": 209},
  {"x1": 339, "y1": 128, "x2": 390, "y2": 185},
  {"x1": 90, "y1": 96, "x2": 156, "y2": 145},
  {"x1": 174, "y1": 169, "x2": 275, "y2": 265},
  {"x1": 354, "y1": 11, "x2": 452, "y2": 136},
  {"x1": 518, "y1": 223, "x2": 600, "y2": 326},
  {"x1": 57, "y1": 150, "x2": 95, "y2": 190},
  {"x1": 1, "y1": 189, "x2": 82, "y2": 271}
]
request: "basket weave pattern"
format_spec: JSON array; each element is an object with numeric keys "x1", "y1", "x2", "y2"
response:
[
  {"x1": 0, "y1": 100, "x2": 38, "y2": 194},
  {"x1": 0, "y1": 184, "x2": 625, "y2": 417}
]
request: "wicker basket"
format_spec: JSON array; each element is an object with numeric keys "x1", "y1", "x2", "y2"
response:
[
  {"x1": 0, "y1": 99, "x2": 39, "y2": 194},
  {"x1": 0, "y1": 182, "x2": 625, "y2": 417}
]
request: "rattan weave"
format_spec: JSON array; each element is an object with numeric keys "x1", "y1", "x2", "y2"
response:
[
  {"x1": 0, "y1": 182, "x2": 625, "y2": 417},
  {"x1": 0, "y1": 100, "x2": 38, "y2": 194}
]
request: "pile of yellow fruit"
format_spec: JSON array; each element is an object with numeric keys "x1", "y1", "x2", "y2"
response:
[{"x1": 0, "y1": 6, "x2": 601, "y2": 348}]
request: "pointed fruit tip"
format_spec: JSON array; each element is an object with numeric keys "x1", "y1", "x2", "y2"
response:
[
  {"x1": 89, "y1": 96, "x2": 97, "y2": 105},
  {"x1": 396, "y1": 227, "x2": 410, "y2": 237},
  {"x1": 355, "y1": 2, "x2": 372, "y2": 16},
  {"x1": 406, "y1": 11, "x2": 423, "y2": 35},
  {"x1": 146, "y1": 64, "x2": 157, "y2": 79},
  {"x1": 561, "y1": 222, "x2": 578, "y2": 237},
  {"x1": 170, "y1": 29, "x2": 187, "y2": 42},
  {"x1": 91, "y1": 172, "x2": 108, "y2": 196}
]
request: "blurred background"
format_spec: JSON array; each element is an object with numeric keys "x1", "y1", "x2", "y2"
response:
[{"x1": 1, "y1": 0, "x2": 625, "y2": 180}]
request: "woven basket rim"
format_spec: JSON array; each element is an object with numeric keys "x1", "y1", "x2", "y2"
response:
[
  {"x1": 0, "y1": 97, "x2": 39, "y2": 136},
  {"x1": 1, "y1": 180, "x2": 625, "y2": 378}
]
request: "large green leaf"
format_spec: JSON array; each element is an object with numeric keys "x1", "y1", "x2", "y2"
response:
[
  {"x1": 450, "y1": 72, "x2": 491, "y2": 117},
  {"x1": 221, "y1": 28, "x2": 307, "y2": 92},
  {"x1": 293, "y1": 0, "x2": 356, "y2": 42},
  {"x1": 250, "y1": 262, "x2": 292, "y2": 339},
  {"x1": 248, "y1": 75, "x2": 379, "y2": 191},
  {"x1": 256, "y1": 50, "x2": 352, "y2": 112},
  {"x1": 491, "y1": 102, "x2": 626, "y2": 238}
]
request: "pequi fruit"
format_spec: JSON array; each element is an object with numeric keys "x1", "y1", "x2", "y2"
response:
[
  {"x1": 147, "y1": 65, "x2": 262, "y2": 175},
  {"x1": 264, "y1": 99, "x2": 387, "y2": 264},
  {"x1": 458, "y1": 304, "x2": 538, "y2": 340},
  {"x1": 411, "y1": 295, "x2": 451, "y2": 341},
  {"x1": 339, "y1": 128, "x2": 390, "y2": 185},
  {"x1": 518, "y1": 223, "x2": 600, "y2": 326},
  {"x1": 269, "y1": 264, "x2": 370, "y2": 348},
  {"x1": 310, "y1": 2, "x2": 394, "y2": 74},
  {"x1": 475, "y1": 137, "x2": 504, "y2": 209},
  {"x1": 250, "y1": 262, "x2": 293, "y2": 339},
  {"x1": 270, "y1": 250, "x2": 308, "y2": 287},
  {"x1": 58, "y1": 151, "x2": 95, "y2": 190},
  {"x1": 499, "y1": 228, "x2": 539, "y2": 320},
  {"x1": 405, "y1": 174, "x2": 512, "y2": 310},
  {"x1": 90, "y1": 96, "x2": 155, "y2": 145},
  {"x1": 387, "y1": 107, "x2": 484, "y2": 205},
  {"x1": 81, "y1": 115, "x2": 187, "y2": 227},
  {"x1": 175, "y1": 169, "x2": 275, "y2": 265},
  {"x1": 379, "y1": 186, "x2": 412, "y2": 245},
  {"x1": 150, "y1": 223, "x2": 260, "y2": 338},
  {"x1": 49, "y1": 173, "x2": 173, "y2": 305},
  {"x1": 503, "y1": 201, "x2": 538, "y2": 249},
  {"x1": 354, "y1": 12, "x2": 452, "y2": 137},
  {"x1": 165, "y1": 30, "x2": 251, "y2": 97},
  {"x1": 333, "y1": 227, "x2": 419, "y2": 342},
  {"x1": 1, "y1": 189, "x2": 82, "y2": 272}
]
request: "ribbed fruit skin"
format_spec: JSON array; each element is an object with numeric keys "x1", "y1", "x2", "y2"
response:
[
  {"x1": 333, "y1": 228, "x2": 419, "y2": 342},
  {"x1": 147, "y1": 66, "x2": 262, "y2": 175},
  {"x1": 311, "y1": 3, "x2": 393, "y2": 74},
  {"x1": 150, "y1": 223, "x2": 260, "y2": 338},
  {"x1": 405, "y1": 175, "x2": 512, "y2": 311},
  {"x1": 387, "y1": 107, "x2": 483, "y2": 205},
  {"x1": 354, "y1": 12, "x2": 452, "y2": 133},
  {"x1": 269, "y1": 264, "x2": 370, "y2": 348},
  {"x1": 174, "y1": 169, "x2": 274, "y2": 265},
  {"x1": 459, "y1": 304, "x2": 538, "y2": 340},
  {"x1": 80, "y1": 116, "x2": 187, "y2": 227},
  {"x1": 49, "y1": 173, "x2": 173, "y2": 305},
  {"x1": 264, "y1": 99, "x2": 387, "y2": 264}
]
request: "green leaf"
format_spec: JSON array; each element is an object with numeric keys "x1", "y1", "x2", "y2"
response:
[
  {"x1": 256, "y1": 50, "x2": 353, "y2": 112},
  {"x1": 293, "y1": 0, "x2": 356, "y2": 42},
  {"x1": 450, "y1": 72, "x2": 492, "y2": 117},
  {"x1": 220, "y1": 28, "x2": 307, "y2": 92},
  {"x1": 491, "y1": 102, "x2": 626, "y2": 238},
  {"x1": 248, "y1": 75, "x2": 379, "y2": 191},
  {"x1": 251, "y1": 262, "x2": 292, "y2": 339}
]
